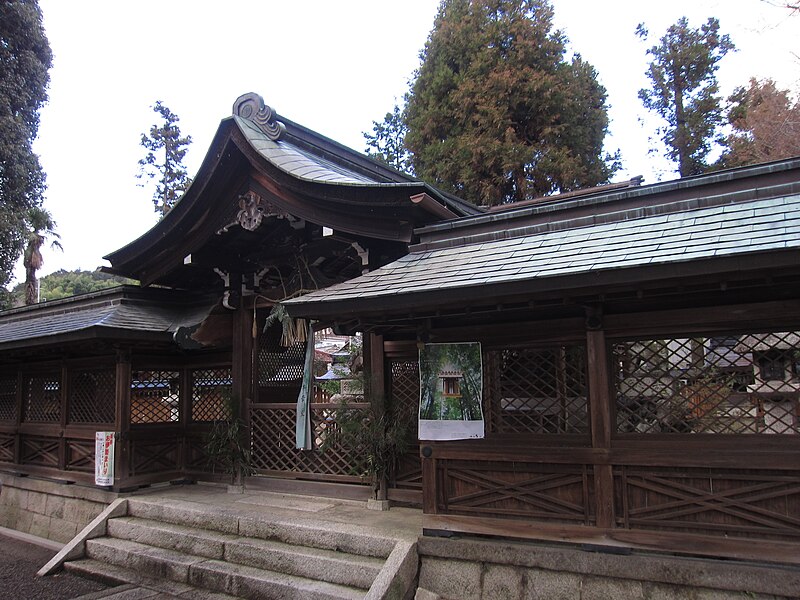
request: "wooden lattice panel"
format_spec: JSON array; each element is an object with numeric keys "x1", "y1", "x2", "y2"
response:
[
  {"x1": 130, "y1": 370, "x2": 180, "y2": 424},
  {"x1": 439, "y1": 460, "x2": 595, "y2": 525},
  {"x1": 20, "y1": 436, "x2": 59, "y2": 467},
  {"x1": 486, "y1": 346, "x2": 588, "y2": 434},
  {"x1": 191, "y1": 367, "x2": 232, "y2": 422},
  {"x1": 130, "y1": 440, "x2": 180, "y2": 475},
  {"x1": 0, "y1": 375, "x2": 17, "y2": 422},
  {"x1": 613, "y1": 332, "x2": 800, "y2": 434},
  {"x1": 23, "y1": 374, "x2": 60, "y2": 423},
  {"x1": 69, "y1": 369, "x2": 115, "y2": 424},
  {"x1": 389, "y1": 360, "x2": 421, "y2": 490},
  {"x1": 258, "y1": 325, "x2": 306, "y2": 387},
  {"x1": 65, "y1": 439, "x2": 95, "y2": 472},
  {"x1": 250, "y1": 404, "x2": 366, "y2": 479},
  {"x1": 0, "y1": 432, "x2": 15, "y2": 463},
  {"x1": 615, "y1": 466, "x2": 800, "y2": 541}
]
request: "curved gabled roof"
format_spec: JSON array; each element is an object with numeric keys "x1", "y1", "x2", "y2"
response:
[{"x1": 104, "y1": 93, "x2": 480, "y2": 287}]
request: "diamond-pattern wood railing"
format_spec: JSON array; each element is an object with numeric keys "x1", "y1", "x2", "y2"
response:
[
  {"x1": 615, "y1": 466, "x2": 800, "y2": 540},
  {"x1": 0, "y1": 432, "x2": 14, "y2": 463},
  {"x1": 250, "y1": 403, "x2": 368, "y2": 480},
  {"x1": 23, "y1": 374, "x2": 60, "y2": 423},
  {"x1": 486, "y1": 346, "x2": 588, "y2": 434},
  {"x1": 191, "y1": 367, "x2": 232, "y2": 422},
  {"x1": 613, "y1": 331, "x2": 800, "y2": 434},
  {"x1": 0, "y1": 375, "x2": 17, "y2": 422},
  {"x1": 130, "y1": 370, "x2": 180, "y2": 424},
  {"x1": 66, "y1": 439, "x2": 95, "y2": 472},
  {"x1": 69, "y1": 369, "x2": 115, "y2": 424},
  {"x1": 130, "y1": 439, "x2": 180, "y2": 475},
  {"x1": 389, "y1": 360, "x2": 421, "y2": 491}
]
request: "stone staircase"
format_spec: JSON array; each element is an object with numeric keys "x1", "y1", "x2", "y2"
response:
[{"x1": 53, "y1": 496, "x2": 417, "y2": 600}]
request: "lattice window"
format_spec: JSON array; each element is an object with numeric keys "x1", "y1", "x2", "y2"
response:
[
  {"x1": 130, "y1": 370, "x2": 180, "y2": 424},
  {"x1": 613, "y1": 331, "x2": 800, "y2": 434},
  {"x1": 69, "y1": 369, "x2": 115, "y2": 424},
  {"x1": 487, "y1": 346, "x2": 588, "y2": 434},
  {"x1": 258, "y1": 324, "x2": 307, "y2": 388},
  {"x1": 191, "y1": 367, "x2": 232, "y2": 422},
  {"x1": 0, "y1": 375, "x2": 17, "y2": 422},
  {"x1": 23, "y1": 373, "x2": 61, "y2": 423}
]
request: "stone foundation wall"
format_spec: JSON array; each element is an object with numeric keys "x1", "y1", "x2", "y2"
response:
[
  {"x1": 417, "y1": 536, "x2": 800, "y2": 600},
  {"x1": 0, "y1": 473, "x2": 117, "y2": 544}
]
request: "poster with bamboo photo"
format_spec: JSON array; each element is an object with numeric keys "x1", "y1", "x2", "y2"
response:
[{"x1": 418, "y1": 342, "x2": 484, "y2": 440}]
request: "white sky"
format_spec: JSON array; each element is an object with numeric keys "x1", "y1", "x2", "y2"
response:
[{"x1": 17, "y1": 0, "x2": 799, "y2": 284}]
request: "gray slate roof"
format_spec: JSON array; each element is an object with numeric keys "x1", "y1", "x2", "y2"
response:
[
  {"x1": 0, "y1": 287, "x2": 215, "y2": 348},
  {"x1": 285, "y1": 193, "x2": 800, "y2": 306},
  {"x1": 236, "y1": 116, "x2": 379, "y2": 185}
]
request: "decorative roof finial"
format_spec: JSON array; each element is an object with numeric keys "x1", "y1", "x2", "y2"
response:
[{"x1": 232, "y1": 93, "x2": 285, "y2": 141}]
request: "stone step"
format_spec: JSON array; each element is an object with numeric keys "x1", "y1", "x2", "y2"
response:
[
  {"x1": 64, "y1": 559, "x2": 239, "y2": 599},
  {"x1": 127, "y1": 498, "x2": 395, "y2": 558},
  {"x1": 79, "y1": 537, "x2": 367, "y2": 600},
  {"x1": 108, "y1": 516, "x2": 383, "y2": 589}
]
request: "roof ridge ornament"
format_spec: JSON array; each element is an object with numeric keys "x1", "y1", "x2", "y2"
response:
[{"x1": 232, "y1": 93, "x2": 285, "y2": 141}]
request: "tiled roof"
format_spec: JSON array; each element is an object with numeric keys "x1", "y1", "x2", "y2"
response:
[
  {"x1": 285, "y1": 193, "x2": 800, "y2": 306},
  {"x1": 0, "y1": 287, "x2": 215, "y2": 347},
  {"x1": 236, "y1": 116, "x2": 378, "y2": 185}
]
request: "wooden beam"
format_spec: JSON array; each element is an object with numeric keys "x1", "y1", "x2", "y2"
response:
[{"x1": 587, "y1": 328, "x2": 615, "y2": 529}]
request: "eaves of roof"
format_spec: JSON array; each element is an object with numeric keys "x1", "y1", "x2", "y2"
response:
[
  {"x1": 0, "y1": 286, "x2": 216, "y2": 351},
  {"x1": 283, "y1": 188, "x2": 800, "y2": 318}
]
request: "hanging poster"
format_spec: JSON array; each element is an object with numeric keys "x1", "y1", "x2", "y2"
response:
[
  {"x1": 94, "y1": 431, "x2": 115, "y2": 486},
  {"x1": 419, "y1": 342, "x2": 484, "y2": 440}
]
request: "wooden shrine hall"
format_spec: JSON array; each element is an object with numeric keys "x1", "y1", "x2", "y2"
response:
[
  {"x1": 0, "y1": 92, "x2": 477, "y2": 497},
  {"x1": 1, "y1": 91, "x2": 799, "y2": 573}
]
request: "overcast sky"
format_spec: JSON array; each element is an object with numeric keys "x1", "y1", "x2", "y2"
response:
[{"x1": 18, "y1": 0, "x2": 799, "y2": 285}]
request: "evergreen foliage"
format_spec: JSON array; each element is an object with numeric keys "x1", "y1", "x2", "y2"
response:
[
  {"x1": 402, "y1": 0, "x2": 618, "y2": 206},
  {"x1": 363, "y1": 104, "x2": 413, "y2": 173},
  {"x1": 637, "y1": 17, "x2": 734, "y2": 177},
  {"x1": 718, "y1": 78, "x2": 800, "y2": 168},
  {"x1": 137, "y1": 101, "x2": 192, "y2": 217},
  {"x1": 9, "y1": 268, "x2": 133, "y2": 306},
  {"x1": 0, "y1": 0, "x2": 52, "y2": 289}
]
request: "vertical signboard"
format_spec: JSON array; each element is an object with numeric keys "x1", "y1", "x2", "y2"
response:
[
  {"x1": 95, "y1": 431, "x2": 115, "y2": 486},
  {"x1": 419, "y1": 342, "x2": 485, "y2": 440}
]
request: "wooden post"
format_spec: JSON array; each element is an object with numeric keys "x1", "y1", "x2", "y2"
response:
[
  {"x1": 587, "y1": 327, "x2": 615, "y2": 530},
  {"x1": 14, "y1": 372, "x2": 23, "y2": 465},
  {"x1": 58, "y1": 364, "x2": 68, "y2": 470},
  {"x1": 115, "y1": 348, "x2": 132, "y2": 489},
  {"x1": 365, "y1": 333, "x2": 388, "y2": 499},
  {"x1": 232, "y1": 301, "x2": 254, "y2": 421}
]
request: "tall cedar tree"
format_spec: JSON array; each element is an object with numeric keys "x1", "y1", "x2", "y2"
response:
[
  {"x1": 137, "y1": 101, "x2": 192, "y2": 217},
  {"x1": 0, "y1": 0, "x2": 52, "y2": 290},
  {"x1": 637, "y1": 17, "x2": 734, "y2": 177},
  {"x1": 403, "y1": 0, "x2": 618, "y2": 207},
  {"x1": 718, "y1": 78, "x2": 800, "y2": 168}
]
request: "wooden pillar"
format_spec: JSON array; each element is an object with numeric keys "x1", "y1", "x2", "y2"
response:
[
  {"x1": 14, "y1": 371, "x2": 23, "y2": 465},
  {"x1": 232, "y1": 302, "x2": 254, "y2": 428},
  {"x1": 115, "y1": 348, "x2": 132, "y2": 489},
  {"x1": 365, "y1": 333, "x2": 385, "y2": 413},
  {"x1": 58, "y1": 363, "x2": 68, "y2": 470},
  {"x1": 587, "y1": 327, "x2": 615, "y2": 530}
]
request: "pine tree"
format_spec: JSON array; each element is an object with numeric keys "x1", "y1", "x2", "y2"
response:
[
  {"x1": 637, "y1": 17, "x2": 734, "y2": 177},
  {"x1": 137, "y1": 101, "x2": 193, "y2": 217},
  {"x1": 0, "y1": 0, "x2": 52, "y2": 289},
  {"x1": 403, "y1": 0, "x2": 618, "y2": 207}
]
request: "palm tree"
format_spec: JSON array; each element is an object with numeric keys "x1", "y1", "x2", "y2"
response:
[{"x1": 23, "y1": 207, "x2": 62, "y2": 305}]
